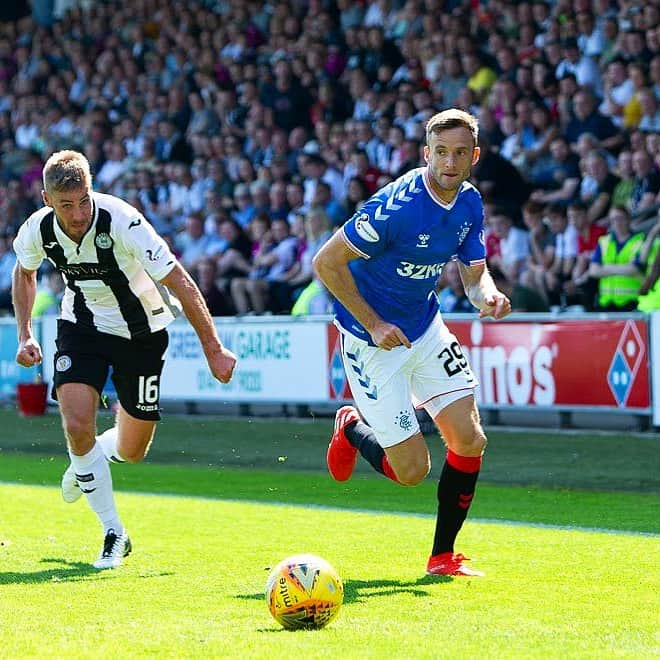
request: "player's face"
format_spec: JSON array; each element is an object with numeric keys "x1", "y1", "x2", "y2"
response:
[
  {"x1": 42, "y1": 184, "x2": 94, "y2": 243},
  {"x1": 424, "y1": 127, "x2": 480, "y2": 203}
]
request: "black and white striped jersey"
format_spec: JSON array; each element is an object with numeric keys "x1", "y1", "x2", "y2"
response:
[{"x1": 13, "y1": 192, "x2": 182, "y2": 339}]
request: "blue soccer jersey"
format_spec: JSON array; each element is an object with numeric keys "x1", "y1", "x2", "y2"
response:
[{"x1": 337, "y1": 167, "x2": 486, "y2": 343}]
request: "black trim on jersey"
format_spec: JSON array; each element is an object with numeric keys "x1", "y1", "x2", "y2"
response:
[
  {"x1": 39, "y1": 211, "x2": 94, "y2": 327},
  {"x1": 95, "y1": 209, "x2": 151, "y2": 338}
]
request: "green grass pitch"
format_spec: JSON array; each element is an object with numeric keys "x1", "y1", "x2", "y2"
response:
[{"x1": 0, "y1": 409, "x2": 658, "y2": 658}]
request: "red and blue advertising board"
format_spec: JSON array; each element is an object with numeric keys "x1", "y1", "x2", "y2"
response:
[{"x1": 327, "y1": 318, "x2": 650, "y2": 410}]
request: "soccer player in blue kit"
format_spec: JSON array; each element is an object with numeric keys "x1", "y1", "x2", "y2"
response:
[{"x1": 313, "y1": 109, "x2": 511, "y2": 576}]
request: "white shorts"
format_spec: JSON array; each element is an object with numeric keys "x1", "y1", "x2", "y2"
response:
[{"x1": 340, "y1": 313, "x2": 478, "y2": 448}]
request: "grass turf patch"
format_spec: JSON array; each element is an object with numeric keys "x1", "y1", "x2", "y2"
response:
[{"x1": 1, "y1": 483, "x2": 658, "y2": 659}]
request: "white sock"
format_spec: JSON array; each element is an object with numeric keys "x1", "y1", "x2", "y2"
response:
[
  {"x1": 96, "y1": 426, "x2": 125, "y2": 463},
  {"x1": 69, "y1": 442, "x2": 123, "y2": 535}
]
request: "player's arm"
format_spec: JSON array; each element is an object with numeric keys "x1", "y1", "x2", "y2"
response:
[
  {"x1": 160, "y1": 262, "x2": 236, "y2": 383},
  {"x1": 12, "y1": 263, "x2": 43, "y2": 366},
  {"x1": 313, "y1": 232, "x2": 411, "y2": 350},
  {"x1": 457, "y1": 260, "x2": 511, "y2": 320}
]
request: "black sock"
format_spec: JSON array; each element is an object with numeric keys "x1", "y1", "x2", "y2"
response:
[
  {"x1": 345, "y1": 421, "x2": 387, "y2": 476},
  {"x1": 432, "y1": 452, "x2": 481, "y2": 556}
]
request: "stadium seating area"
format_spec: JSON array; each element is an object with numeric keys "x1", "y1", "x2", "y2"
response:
[{"x1": 0, "y1": 0, "x2": 658, "y2": 316}]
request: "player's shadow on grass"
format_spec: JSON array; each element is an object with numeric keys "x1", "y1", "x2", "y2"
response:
[
  {"x1": 0, "y1": 557, "x2": 173, "y2": 584},
  {"x1": 239, "y1": 574, "x2": 451, "y2": 608}
]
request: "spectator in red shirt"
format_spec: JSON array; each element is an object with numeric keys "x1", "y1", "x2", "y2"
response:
[{"x1": 565, "y1": 200, "x2": 607, "y2": 309}]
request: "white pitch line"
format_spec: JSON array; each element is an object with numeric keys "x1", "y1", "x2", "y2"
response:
[{"x1": 3, "y1": 482, "x2": 658, "y2": 538}]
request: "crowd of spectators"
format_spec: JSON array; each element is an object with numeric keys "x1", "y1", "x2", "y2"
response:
[{"x1": 0, "y1": 0, "x2": 658, "y2": 319}]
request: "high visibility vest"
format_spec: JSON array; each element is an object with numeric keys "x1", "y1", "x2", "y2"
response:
[
  {"x1": 597, "y1": 232, "x2": 645, "y2": 308},
  {"x1": 638, "y1": 238, "x2": 660, "y2": 312}
]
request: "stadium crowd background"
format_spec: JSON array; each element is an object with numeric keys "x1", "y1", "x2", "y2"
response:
[{"x1": 0, "y1": 0, "x2": 658, "y2": 319}]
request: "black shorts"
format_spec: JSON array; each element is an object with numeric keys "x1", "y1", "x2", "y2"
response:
[{"x1": 53, "y1": 320, "x2": 169, "y2": 421}]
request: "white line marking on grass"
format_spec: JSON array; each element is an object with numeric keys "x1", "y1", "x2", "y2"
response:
[{"x1": 2, "y1": 481, "x2": 658, "y2": 538}]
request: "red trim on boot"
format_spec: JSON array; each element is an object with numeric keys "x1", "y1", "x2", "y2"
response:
[
  {"x1": 446, "y1": 450, "x2": 482, "y2": 473},
  {"x1": 381, "y1": 456, "x2": 400, "y2": 483}
]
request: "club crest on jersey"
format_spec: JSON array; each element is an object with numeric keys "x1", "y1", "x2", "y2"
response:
[
  {"x1": 354, "y1": 214, "x2": 379, "y2": 243},
  {"x1": 56, "y1": 355, "x2": 72, "y2": 372},
  {"x1": 95, "y1": 233, "x2": 113, "y2": 249},
  {"x1": 457, "y1": 221, "x2": 471, "y2": 244}
]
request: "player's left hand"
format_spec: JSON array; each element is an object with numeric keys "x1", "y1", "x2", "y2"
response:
[
  {"x1": 206, "y1": 346, "x2": 237, "y2": 383},
  {"x1": 478, "y1": 291, "x2": 512, "y2": 320}
]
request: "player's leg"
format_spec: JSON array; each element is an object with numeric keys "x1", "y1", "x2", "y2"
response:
[
  {"x1": 107, "y1": 328, "x2": 168, "y2": 462},
  {"x1": 328, "y1": 334, "x2": 428, "y2": 484},
  {"x1": 57, "y1": 382, "x2": 131, "y2": 569},
  {"x1": 409, "y1": 314, "x2": 484, "y2": 575},
  {"x1": 426, "y1": 393, "x2": 486, "y2": 577}
]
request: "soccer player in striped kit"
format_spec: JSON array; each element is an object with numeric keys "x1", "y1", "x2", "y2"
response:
[
  {"x1": 314, "y1": 110, "x2": 511, "y2": 576},
  {"x1": 12, "y1": 150, "x2": 237, "y2": 569}
]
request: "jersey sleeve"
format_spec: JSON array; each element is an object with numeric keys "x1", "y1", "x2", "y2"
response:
[
  {"x1": 341, "y1": 195, "x2": 392, "y2": 259},
  {"x1": 12, "y1": 216, "x2": 45, "y2": 271},
  {"x1": 118, "y1": 213, "x2": 177, "y2": 280},
  {"x1": 456, "y1": 193, "x2": 486, "y2": 265}
]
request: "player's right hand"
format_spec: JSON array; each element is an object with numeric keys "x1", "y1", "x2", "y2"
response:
[
  {"x1": 207, "y1": 345, "x2": 237, "y2": 384},
  {"x1": 371, "y1": 321, "x2": 411, "y2": 351},
  {"x1": 16, "y1": 337, "x2": 43, "y2": 367}
]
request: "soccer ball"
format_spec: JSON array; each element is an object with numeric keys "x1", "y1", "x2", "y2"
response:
[{"x1": 265, "y1": 554, "x2": 343, "y2": 630}]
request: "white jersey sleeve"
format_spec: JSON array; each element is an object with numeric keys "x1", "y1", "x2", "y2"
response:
[
  {"x1": 12, "y1": 209, "x2": 48, "y2": 271},
  {"x1": 114, "y1": 209, "x2": 177, "y2": 282}
]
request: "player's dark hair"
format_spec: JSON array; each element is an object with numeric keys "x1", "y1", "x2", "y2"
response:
[
  {"x1": 43, "y1": 150, "x2": 92, "y2": 194},
  {"x1": 425, "y1": 109, "x2": 479, "y2": 147}
]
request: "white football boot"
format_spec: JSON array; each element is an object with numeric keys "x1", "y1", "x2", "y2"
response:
[{"x1": 93, "y1": 529, "x2": 132, "y2": 570}]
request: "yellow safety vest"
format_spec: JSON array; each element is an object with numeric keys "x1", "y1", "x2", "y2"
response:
[
  {"x1": 638, "y1": 238, "x2": 660, "y2": 312},
  {"x1": 598, "y1": 232, "x2": 645, "y2": 307}
]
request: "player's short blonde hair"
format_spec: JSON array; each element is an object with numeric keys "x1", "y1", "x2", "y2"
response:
[
  {"x1": 425, "y1": 109, "x2": 479, "y2": 147},
  {"x1": 43, "y1": 150, "x2": 92, "y2": 194}
]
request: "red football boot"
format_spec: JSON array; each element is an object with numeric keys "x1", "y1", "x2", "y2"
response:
[
  {"x1": 426, "y1": 552, "x2": 484, "y2": 577},
  {"x1": 327, "y1": 405, "x2": 361, "y2": 482}
]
